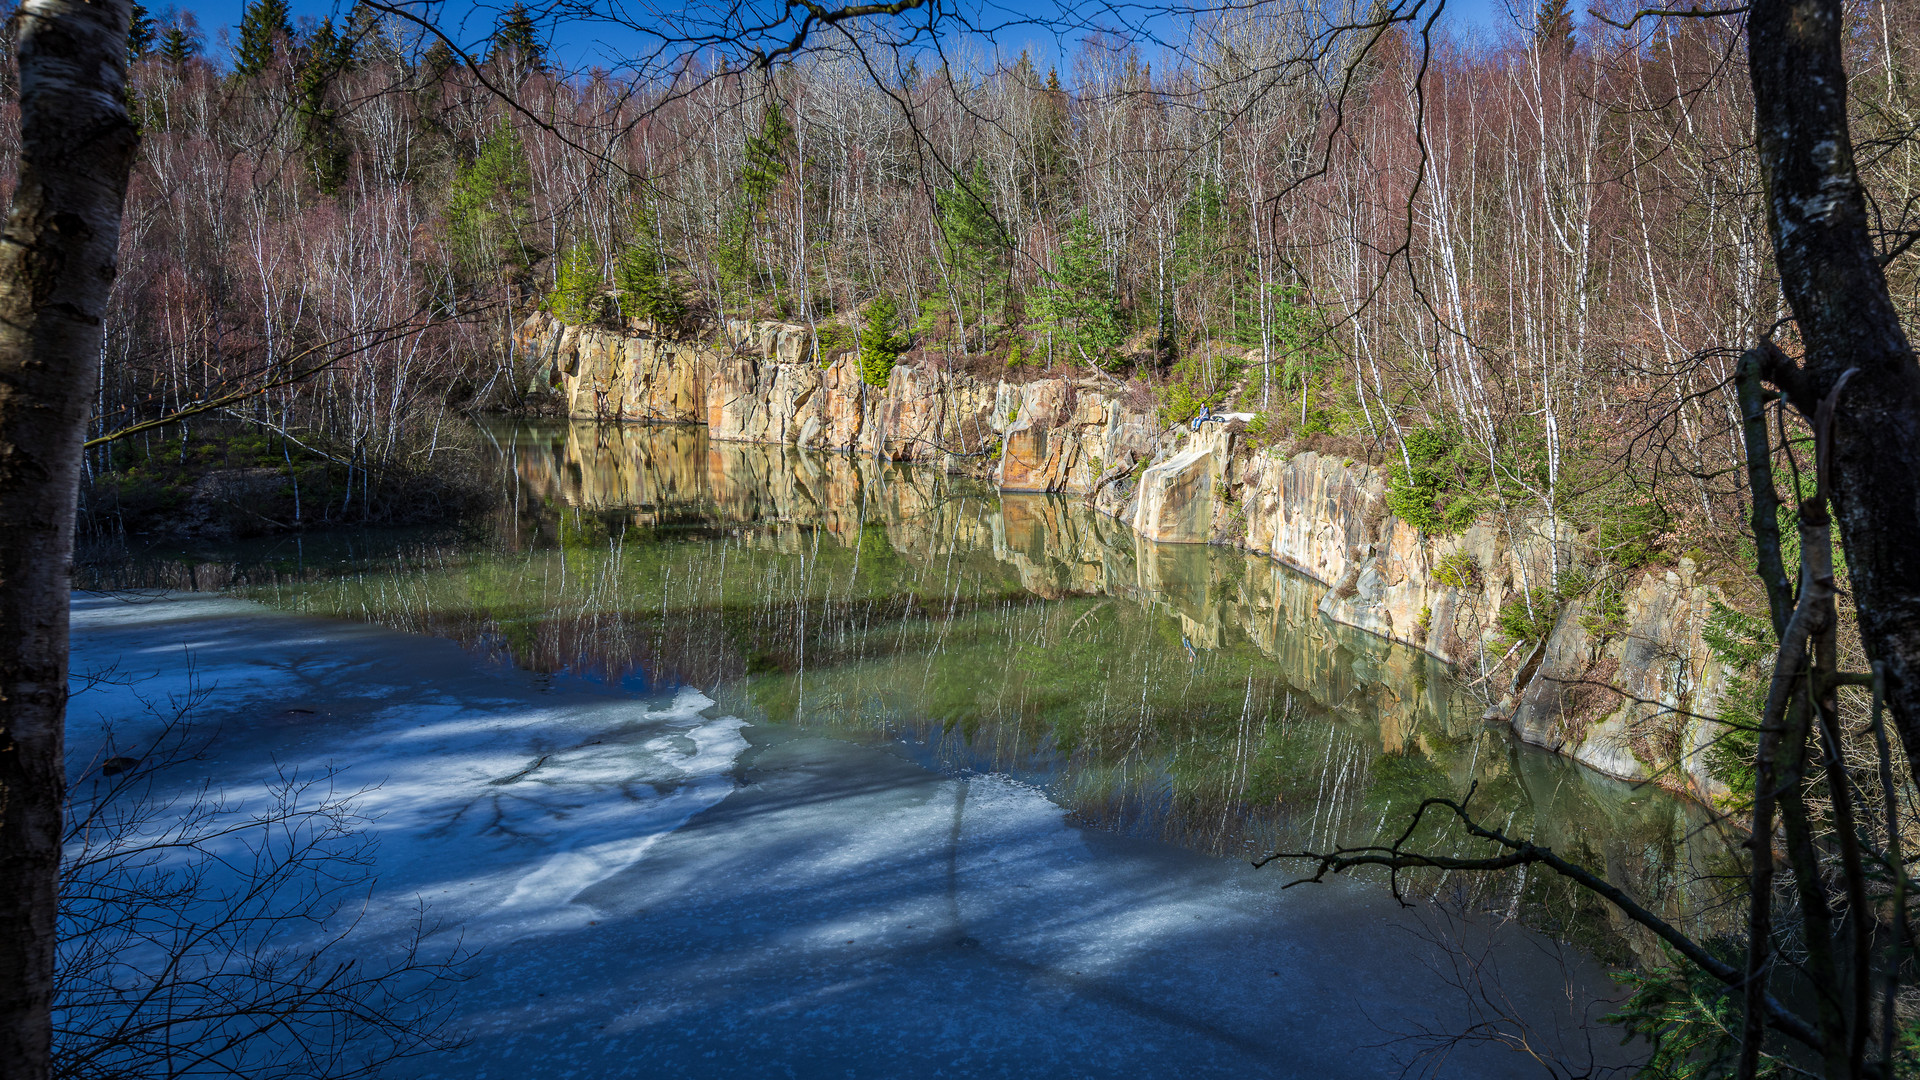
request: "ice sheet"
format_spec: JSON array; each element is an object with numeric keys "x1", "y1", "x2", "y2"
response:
[{"x1": 67, "y1": 591, "x2": 1631, "y2": 1079}]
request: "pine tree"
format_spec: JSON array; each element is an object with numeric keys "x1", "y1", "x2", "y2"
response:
[
  {"x1": 1171, "y1": 173, "x2": 1234, "y2": 348},
  {"x1": 127, "y1": 1, "x2": 156, "y2": 60},
  {"x1": 1536, "y1": 0, "x2": 1575, "y2": 57},
  {"x1": 295, "y1": 19, "x2": 353, "y2": 193},
  {"x1": 490, "y1": 3, "x2": 545, "y2": 71},
  {"x1": 614, "y1": 202, "x2": 687, "y2": 327},
  {"x1": 720, "y1": 100, "x2": 792, "y2": 301},
  {"x1": 1023, "y1": 68, "x2": 1072, "y2": 214},
  {"x1": 740, "y1": 100, "x2": 792, "y2": 211},
  {"x1": 422, "y1": 40, "x2": 457, "y2": 80},
  {"x1": 1029, "y1": 211, "x2": 1125, "y2": 370},
  {"x1": 446, "y1": 122, "x2": 535, "y2": 283},
  {"x1": 936, "y1": 161, "x2": 1011, "y2": 352},
  {"x1": 159, "y1": 17, "x2": 199, "y2": 66},
  {"x1": 233, "y1": 0, "x2": 292, "y2": 78},
  {"x1": 547, "y1": 238, "x2": 606, "y2": 323},
  {"x1": 858, "y1": 294, "x2": 908, "y2": 388}
]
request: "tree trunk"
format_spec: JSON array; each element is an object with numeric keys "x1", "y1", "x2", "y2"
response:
[
  {"x1": 1747, "y1": 0, "x2": 1920, "y2": 774},
  {"x1": 0, "y1": 2, "x2": 137, "y2": 1078}
]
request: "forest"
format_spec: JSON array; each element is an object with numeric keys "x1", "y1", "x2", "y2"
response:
[
  {"x1": 4, "y1": 0, "x2": 1920, "y2": 1076},
  {"x1": 60, "y1": 0, "x2": 1914, "y2": 566}
]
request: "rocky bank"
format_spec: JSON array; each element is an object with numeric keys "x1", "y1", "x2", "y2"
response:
[{"x1": 518, "y1": 311, "x2": 1735, "y2": 802}]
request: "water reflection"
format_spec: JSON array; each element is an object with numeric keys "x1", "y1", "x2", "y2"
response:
[{"x1": 83, "y1": 420, "x2": 1740, "y2": 966}]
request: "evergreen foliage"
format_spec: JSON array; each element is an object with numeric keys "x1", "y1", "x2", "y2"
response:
[
  {"x1": 1020, "y1": 66, "x2": 1072, "y2": 214},
  {"x1": 1237, "y1": 283, "x2": 1337, "y2": 412},
  {"x1": 548, "y1": 239, "x2": 606, "y2": 323},
  {"x1": 445, "y1": 122, "x2": 535, "y2": 282},
  {"x1": 1170, "y1": 175, "x2": 1234, "y2": 347},
  {"x1": 614, "y1": 203, "x2": 687, "y2": 327},
  {"x1": 936, "y1": 161, "x2": 1011, "y2": 350},
  {"x1": 127, "y1": 1, "x2": 156, "y2": 60},
  {"x1": 158, "y1": 20, "x2": 198, "y2": 65},
  {"x1": 233, "y1": 0, "x2": 292, "y2": 78},
  {"x1": 1604, "y1": 947, "x2": 1793, "y2": 1078},
  {"x1": 490, "y1": 3, "x2": 545, "y2": 71},
  {"x1": 720, "y1": 101, "x2": 793, "y2": 301},
  {"x1": 295, "y1": 19, "x2": 354, "y2": 194},
  {"x1": 1029, "y1": 211, "x2": 1125, "y2": 370},
  {"x1": 1159, "y1": 347, "x2": 1243, "y2": 425},
  {"x1": 1595, "y1": 498, "x2": 1669, "y2": 570},
  {"x1": 1536, "y1": 0, "x2": 1575, "y2": 55},
  {"x1": 1699, "y1": 599, "x2": 1774, "y2": 802},
  {"x1": 1384, "y1": 426, "x2": 1489, "y2": 535},
  {"x1": 858, "y1": 295, "x2": 908, "y2": 388},
  {"x1": 1495, "y1": 588, "x2": 1560, "y2": 645},
  {"x1": 1432, "y1": 551, "x2": 1483, "y2": 591},
  {"x1": 814, "y1": 322, "x2": 855, "y2": 364}
]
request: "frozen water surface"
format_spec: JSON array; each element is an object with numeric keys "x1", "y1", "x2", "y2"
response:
[{"x1": 69, "y1": 591, "x2": 1632, "y2": 1079}]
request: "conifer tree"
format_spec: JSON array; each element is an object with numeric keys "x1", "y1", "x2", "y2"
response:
[
  {"x1": 1535, "y1": 0, "x2": 1575, "y2": 56},
  {"x1": 1029, "y1": 211, "x2": 1125, "y2": 370},
  {"x1": 127, "y1": 2, "x2": 155, "y2": 60},
  {"x1": 232, "y1": 0, "x2": 291, "y2": 78},
  {"x1": 936, "y1": 161, "x2": 1010, "y2": 353},
  {"x1": 446, "y1": 121, "x2": 535, "y2": 284},
  {"x1": 547, "y1": 238, "x2": 606, "y2": 323},
  {"x1": 295, "y1": 18, "x2": 352, "y2": 193},
  {"x1": 1022, "y1": 68, "x2": 1071, "y2": 213},
  {"x1": 158, "y1": 19, "x2": 198, "y2": 66},
  {"x1": 1171, "y1": 173, "x2": 1233, "y2": 347},
  {"x1": 615, "y1": 201, "x2": 686, "y2": 327},
  {"x1": 858, "y1": 294, "x2": 907, "y2": 388},
  {"x1": 490, "y1": 3, "x2": 545, "y2": 71},
  {"x1": 720, "y1": 100, "x2": 792, "y2": 302}
]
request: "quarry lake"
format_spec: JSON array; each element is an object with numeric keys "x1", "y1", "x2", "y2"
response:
[{"x1": 73, "y1": 420, "x2": 1742, "y2": 1077}]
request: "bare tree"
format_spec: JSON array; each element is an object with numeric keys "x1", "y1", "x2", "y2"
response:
[{"x1": 56, "y1": 698, "x2": 469, "y2": 1080}]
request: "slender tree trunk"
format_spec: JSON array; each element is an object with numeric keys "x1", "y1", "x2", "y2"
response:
[
  {"x1": 1747, "y1": 0, "x2": 1920, "y2": 774},
  {"x1": 0, "y1": 2, "x2": 137, "y2": 1077}
]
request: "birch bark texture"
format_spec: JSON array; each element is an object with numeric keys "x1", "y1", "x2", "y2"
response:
[
  {"x1": 1746, "y1": 0, "x2": 1920, "y2": 778},
  {"x1": 0, "y1": 1, "x2": 137, "y2": 1078}
]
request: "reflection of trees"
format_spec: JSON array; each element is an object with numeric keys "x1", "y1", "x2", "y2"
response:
[{"x1": 88, "y1": 422, "x2": 1735, "y2": 959}]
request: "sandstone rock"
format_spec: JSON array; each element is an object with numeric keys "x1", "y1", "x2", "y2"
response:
[{"x1": 526, "y1": 309, "x2": 1732, "y2": 796}]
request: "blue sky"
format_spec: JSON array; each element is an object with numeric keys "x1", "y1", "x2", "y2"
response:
[{"x1": 167, "y1": 0, "x2": 1540, "y2": 73}]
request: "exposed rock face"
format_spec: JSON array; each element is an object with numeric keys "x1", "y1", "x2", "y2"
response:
[
  {"x1": 1509, "y1": 559, "x2": 1730, "y2": 801},
  {"x1": 1130, "y1": 427, "x2": 1230, "y2": 542},
  {"x1": 520, "y1": 311, "x2": 1733, "y2": 797},
  {"x1": 517, "y1": 312, "x2": 1156, "y2": 487}
]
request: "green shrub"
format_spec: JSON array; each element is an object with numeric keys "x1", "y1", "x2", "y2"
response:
[
  {"x1": 1596, "y1": 498, "x2": 1670, "y2": 569},
  {"x1": 1384, "y1": 426, "x2": 1489, "y2": 535},
  {"x1": 1433, "y1": 551, "x2": 1482, "y2": 591},
  {"x1": 1700, "y1": 599, "x2": 1774, "y2": 803},
  {"x1": 1159, "y1": 347, "x2": 1245, "y2": 426},
  {"x1": 548, "y1": 238, "x2": 607, "y2": 323},
  {"x1": 1577, "y1": 580, "x2": 1628, "y2": 639},
  {"x1": 1027, "y1": 210, "x2": 1127, "y2": 371},
  {"x1": 814, "y1": 322, "x2": 855, "y2": 365},
  {"x1": 1605, "y1": 944, "x2": 1793, "y2": 1079},
  {"x1": 858, "y1": 294, "x2": 908, "y2": 388},
  {"x1": 613, "y1": 241, "x2": 685, "y2": 326},
  {"x1": 1496, "y1": 588, "x2": 1560, "y2": 644}
]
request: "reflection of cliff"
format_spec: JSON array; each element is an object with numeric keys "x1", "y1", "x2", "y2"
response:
[
  {"x1": 518, "y1": 310, "x2": 1737, "y2": 801},
  {"x1": 505, "y1": 422, "x2": 1463, "y2": 758},
  {"x1": 474, "y1": 420, "x2": 1731, "y2": 955}
]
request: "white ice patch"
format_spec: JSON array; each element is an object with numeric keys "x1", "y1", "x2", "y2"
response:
[{"x1": 499, "y1": 714, "x2": 749, "y2": 912}]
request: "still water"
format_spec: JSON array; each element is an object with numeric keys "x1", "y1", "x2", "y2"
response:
[{"x1": 83, "y1": 420, "x2": 1739, "y2": 965}]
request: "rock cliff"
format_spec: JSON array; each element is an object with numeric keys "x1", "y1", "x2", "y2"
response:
[{"x1": 519, "y1": 311, "x2": 1734, "y2": 801}]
